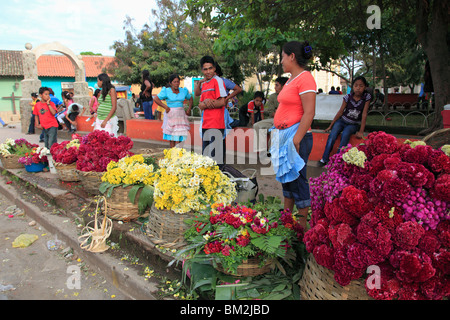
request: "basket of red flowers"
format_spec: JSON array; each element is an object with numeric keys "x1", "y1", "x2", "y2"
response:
[
  {"x1": 300, "y1": 132, "x2": 450, "y2": 300},
  {"x1": 50, "y1": 138, "x2": 81, "y2": 182},
  {"x1": 76, "y1": 130, "x2": 134, "y2": 195}
]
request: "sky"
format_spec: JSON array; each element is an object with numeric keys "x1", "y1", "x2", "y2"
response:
[{"x1": 0, "y1": 0, "x2": 158, "y2": 56}]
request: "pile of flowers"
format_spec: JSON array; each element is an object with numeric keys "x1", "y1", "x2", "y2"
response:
[
  {"x1": 181, "y1": 203, "x2": 304, "y2": 275},
  {"x1": 77, "y1": 130, "x2": 134, "y2": 172},
  {"x1": 18, "y1": 146, "x2": 50, "y2": 166},
  {"x1": 153, "y1": 148, "x2": 237, "y2": 214},
  {"x1": 0, "y1": 138, "x2": 37, "y2": 157},
  {"x1": 101, "y1": 154, "x2": 159, "y2": 186},
  {"x1": 305, "y1": 131, "x2": 450, "y2": 300},
  {"x1": 50, "y1": 138, "x2": 80, "y2": 164}
]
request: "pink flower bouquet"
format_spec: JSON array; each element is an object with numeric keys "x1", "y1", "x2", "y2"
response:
[
  {"x1": 76, "y1": 130, "x2": 134, "y2": 172},
  {"x1": 304, "y1": 131, "x2": 450, "y2": 300}
]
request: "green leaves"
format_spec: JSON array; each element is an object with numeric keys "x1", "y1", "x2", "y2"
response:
[
  {"x1": 99, "y1": 182, "x2": 155, "y2": 215},
  {"x1": 250, "y1": 235, "x2": 283, "y2": 256}
]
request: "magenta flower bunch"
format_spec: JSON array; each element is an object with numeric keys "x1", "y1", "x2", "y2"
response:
[
  {"x1": 305, "y1": 131, "x2": 450, "y2": 300},
  {"x1": 76, "y1": 130, "x2": 134, "y2": 172}
]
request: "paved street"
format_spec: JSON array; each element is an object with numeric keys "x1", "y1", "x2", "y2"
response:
[{"x1": 0, "y1": 191, "x2": 128, "y2": 300}]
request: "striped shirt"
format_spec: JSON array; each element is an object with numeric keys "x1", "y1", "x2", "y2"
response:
[
  {"x1": 97, "y1": 94, "x2": 114, "y2": 120},
  {"x1": 341, "y1": 92, "x2": 371, "y2": 124}
]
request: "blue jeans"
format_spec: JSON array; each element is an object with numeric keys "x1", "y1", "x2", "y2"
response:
[
  {"x1": 43, "y1": 126, "x2": 58, "y2": 149},
  {"x1": 321, "y1": 118, "x2": 358, "y2": 163},
  {"x1": 142, "y1": 101, "x2": 154, "y2": 120},
  {"x1": 281, "y1": 132, "x2": 313, "y2": 209},
  {"x1": 28, "y1": 114, "x2": 35, "y2": 133}
]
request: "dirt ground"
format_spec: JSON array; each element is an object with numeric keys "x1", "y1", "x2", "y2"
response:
[{"x1": 0, "y1": 191, "x2": 128, "y2": 300}]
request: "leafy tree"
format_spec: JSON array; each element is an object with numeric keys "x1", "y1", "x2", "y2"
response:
[
  {"x1": 80, "y1": 52, "x2": 102, "y2": 56},
  {"x1": 109, "y1": 0, "x2": 214, "y2": 87},
  {"x1": 186, "y1": 0, "x2": 449, "y2": 133}
]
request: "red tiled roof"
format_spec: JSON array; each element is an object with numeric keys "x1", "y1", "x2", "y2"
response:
[
  {"x1": 0, "y1": 50, "x2": 23, "y2": 76},
  {"x1": 37, "y1": 55, "x2": 118, "y2": 78}
]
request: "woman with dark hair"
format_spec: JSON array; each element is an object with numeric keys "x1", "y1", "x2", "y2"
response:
[
  {"x1": 89, "y1": 88, "x2": 101, "y2": 116},
  {"x1": 270, "y1": 40, "x2": 316, "y2": 230},
  {"x1": 95, "y1": 73, "x2": 118, "y2": 137},
  {"x1": 318, "y1": 75, "x2": 371, "y2": 166},
  {"x1": 140, "y1": 70, "x2": 154, "y2": 120},
  {"x1": 153, "y1": 74, "x2": 193, "y2": 148}
]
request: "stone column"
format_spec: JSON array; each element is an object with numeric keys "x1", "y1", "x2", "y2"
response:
[
  {"x1": 73, "y1": 57, "x2": 91, "y2": 115},
  {"x1": 20, "y1": 43, "x2": 41, "y2": 134}
]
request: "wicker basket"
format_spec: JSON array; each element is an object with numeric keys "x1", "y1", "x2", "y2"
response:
[
  {"x1": 105, "y1": 185, "x2": 149, "y2": 221},
  {"x1": 216, "y1": 258, "x2": 274, "y2": 277},
  {"x1": 299, "y1": 255, "x2": 372, "y2": 300},
  {"x1": 422, "y1": 128, "x2": 450, "y2": 149},
  {"x1": 0, "y1": 154, "x2": 24, "y2": 169},
  {"x1": 78, "y1": 170, "x2": 105, "y2": 195},
  {"x1": 137, "y1": 148, "x2": 165, "y2": 160},
  {"x1": 146, "y1": 204, "x2": 191, "y2": 248},
  {"x1": 55, "y1": 162, "x2": 80, "y2": 182}
]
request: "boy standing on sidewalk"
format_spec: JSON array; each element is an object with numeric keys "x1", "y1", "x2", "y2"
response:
[
  {"x1": 195, "y1": 56, "x2": 228, "y2": 168},
  {"x1": 34, "y1": 87, "x2": 58, "y2": 149}
]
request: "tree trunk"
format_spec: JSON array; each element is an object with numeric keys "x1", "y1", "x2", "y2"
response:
[{"x1": 416, "y1": 0, "x2": 450, "y2": 136}]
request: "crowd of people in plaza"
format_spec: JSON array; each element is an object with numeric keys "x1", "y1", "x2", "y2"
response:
[{"x1": 21, "y1": 40, "x2": 380, "y2": 230}]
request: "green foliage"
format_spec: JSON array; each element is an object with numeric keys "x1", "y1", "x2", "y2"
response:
[
  {"x1": 110, "y1": 0, "x2": 214, "y2": 87},
  {"x1": 99, "y1": 182, "x2": 154, "y2": 215},
  {"x1": 80, "y1": 51, "x2": 102, "y2": 56}
]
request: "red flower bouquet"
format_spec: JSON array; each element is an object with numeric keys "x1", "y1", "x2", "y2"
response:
[
  {"x1": 50, "y1": 138, "x2": 80, "y2": 165},
  {"x1": 306, "y1": 132, "x2": 450, "y2": 300},
  {"x1": 76, "y1": 130, "x2": 134, "y2": 172}
]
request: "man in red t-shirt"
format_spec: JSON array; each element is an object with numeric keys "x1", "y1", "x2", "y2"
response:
[
  {"x1": 34, "y1": 87, "x2": 58, "y2": 149},
  {"x1": 195, "y1": 56, "x2": 227, "y2": 167}
]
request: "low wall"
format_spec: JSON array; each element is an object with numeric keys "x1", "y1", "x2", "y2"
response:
[{"x1": 76, "y1": 116, "x2": 418, "y2": 161}]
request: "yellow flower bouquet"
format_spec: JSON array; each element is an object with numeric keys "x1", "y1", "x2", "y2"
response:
[
  {"x1": 153, "y1": 148, "x2": 237, "y2": 214},
  {"x1": 99, "y1": 154, "x2": 159, "y2": 219}
]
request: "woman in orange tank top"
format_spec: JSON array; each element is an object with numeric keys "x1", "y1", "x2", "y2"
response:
[{"x1": 270, "y1": 41, "x2": 316, "y2": 230}]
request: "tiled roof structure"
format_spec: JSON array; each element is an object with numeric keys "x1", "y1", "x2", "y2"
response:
[
  {"x1": 0, "y1": 50, "x2": 23, "y2": 76},
  {"x1": 37, "y1": 55, "x2": 117, "y2": 78},
  {"x1": 0, "y1": 50, "x2": 117, "y2": 78}
]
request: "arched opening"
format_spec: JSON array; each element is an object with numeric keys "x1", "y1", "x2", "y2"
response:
[{"x1": 20, "y1": 42, "x2": 90, "y2": 133}]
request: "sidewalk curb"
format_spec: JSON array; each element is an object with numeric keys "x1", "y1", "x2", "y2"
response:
[{"x1": 0, "y1": 174, "x2": 161, "y2": 300}]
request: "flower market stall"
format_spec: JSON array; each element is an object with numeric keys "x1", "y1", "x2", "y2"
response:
[
  {"x1": 0, "y1": 138, "x2": 38, "y2": 169},
  {"x1": 300, "y1": 131, "x2": 449, "y2": 300}
]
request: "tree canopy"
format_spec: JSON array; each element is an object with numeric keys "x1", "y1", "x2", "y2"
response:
[
  {"x1": 186, "y1": 0, "x2": 449, "y2": 132},
  {"x1": 109, "y1": 0, "x2": 214, "y2": 87}
]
